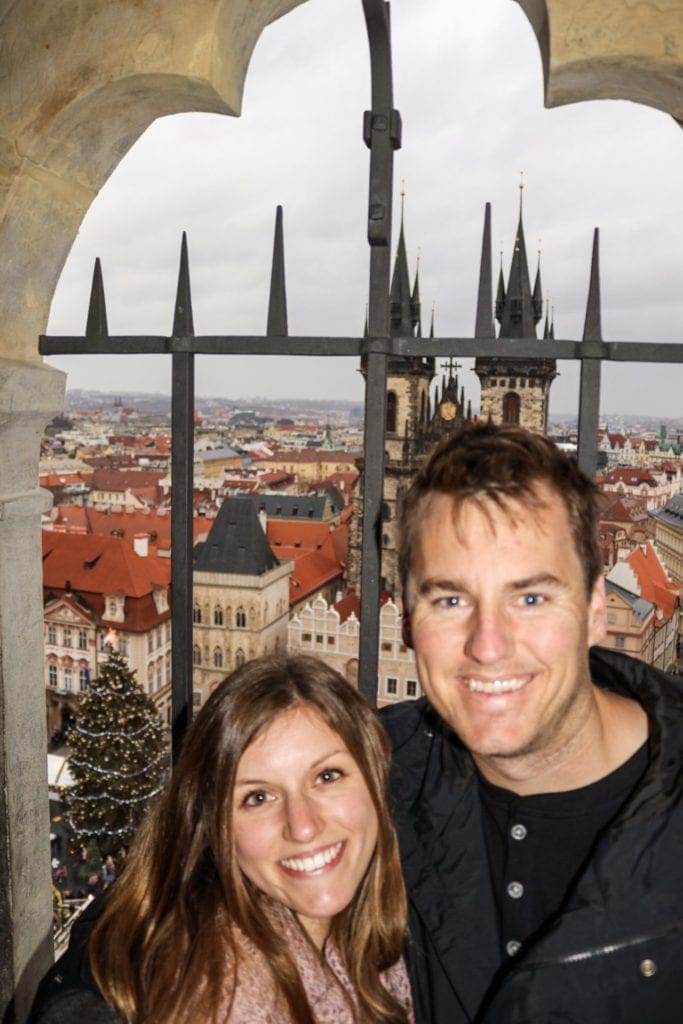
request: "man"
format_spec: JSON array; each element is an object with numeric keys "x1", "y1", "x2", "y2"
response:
[{"x1": 382, "y1": 421, "x2": 683, "y2": 1023}]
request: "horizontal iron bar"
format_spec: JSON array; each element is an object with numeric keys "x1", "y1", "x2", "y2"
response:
[{"x1": 40, "y1": 333, "x2": 683, "y2": 363}]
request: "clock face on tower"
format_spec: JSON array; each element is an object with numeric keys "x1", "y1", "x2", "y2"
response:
[{"x1": 439, "y1": 400, "x2": 457, "y2": 421}]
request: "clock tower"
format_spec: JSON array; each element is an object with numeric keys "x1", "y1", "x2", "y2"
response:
[{"x1": 474, "y1": 191, "x2": 557, "y2": 435}]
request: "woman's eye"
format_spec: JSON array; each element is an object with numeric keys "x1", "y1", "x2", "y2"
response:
[
  {"x1": 242, "y1": 790, "x2": 271, "y2": 808},
  {"x1": 318, "y1": 768, "x2": 343, "y2": 784}
]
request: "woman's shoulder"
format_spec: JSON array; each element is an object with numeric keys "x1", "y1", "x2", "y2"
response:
[{"x1": 381, "y1": 955, "x2": 414, "y2": 1019}]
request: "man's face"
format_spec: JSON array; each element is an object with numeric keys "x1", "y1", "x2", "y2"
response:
[{"x1": 405, "y1": 485, "x2": 606, "y2": 775}]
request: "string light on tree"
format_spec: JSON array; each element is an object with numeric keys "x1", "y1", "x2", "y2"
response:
[{"x1": 65, "y1": 636, "x2": 166, "y2": 855}]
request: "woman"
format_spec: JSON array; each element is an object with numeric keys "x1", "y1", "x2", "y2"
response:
[{"x1": 31, "y1": 655, "x2": 413, "y2": 1024}]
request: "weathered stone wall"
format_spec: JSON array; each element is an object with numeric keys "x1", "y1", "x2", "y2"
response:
[{"x1": 515, "y1": 0, "x2": 683, "y2": 123}]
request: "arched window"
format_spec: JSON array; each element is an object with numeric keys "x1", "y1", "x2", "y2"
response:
[
  {"x1": 235, "y1": 648, "x2": 245, "y2": 667},
  {"x1": 386, "y1": 391, "x2": 397, "y2": 434},
  {"x1": 235, "y1": 607, "x2": 246, "y2": 628},
  {"x1": 381, "y1": 501, "x2": 391, "y2": 521},
  {"x1": 502, "y1": 392, "x2": 521, "y2": 425},
  {"x1": 192, "y1": 645, "x2": 201, "y2": 666},
  {"x1": 192, "y1": 605, "x2": 202, "y2": 624},
  {"x1": 213, "y1": 648, "x2": 223, "y2": 668},
  {"x1": 213, "y1": 606, "x2": 223, "y2": 626}
]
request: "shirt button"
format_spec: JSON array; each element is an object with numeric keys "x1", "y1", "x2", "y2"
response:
[
  {"x1": 507, "y1": 881, "x2": 524, "y2": 899},
  {"x1": 506, "y1": 940, "x2": 522, "y2": 957},
  {"x1": 510, "y1": 823, "x2": 527, "y2": 841},
  {"x1": 639, "y1": 959, "x2": 657, "y2": 978}
]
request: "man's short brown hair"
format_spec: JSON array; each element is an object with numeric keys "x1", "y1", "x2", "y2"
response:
[{"x1": 399, "y1": 421, "x2": 601, "y2": 597}]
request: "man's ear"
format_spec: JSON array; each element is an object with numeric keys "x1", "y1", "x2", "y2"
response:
[
  {"x1": 587, "y1": 574, "x2": 607, "y2": 648},
  {"x1": 401, "y1": 592, "x2": 413, "y2": 649}
]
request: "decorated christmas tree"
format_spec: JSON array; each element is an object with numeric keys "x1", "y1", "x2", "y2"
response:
[{"x1": 66, "y1": 645, "x2": 167, "y2": 856}]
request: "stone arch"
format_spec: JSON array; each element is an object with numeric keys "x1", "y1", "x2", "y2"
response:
[
  {"x1": 515, "y1": 0, "x2": 683, "y2": 123},
  {"x1": 1, "y1": 0, "x2": 308, "y2": 363}
]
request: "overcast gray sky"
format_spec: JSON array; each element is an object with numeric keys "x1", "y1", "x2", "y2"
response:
[{"x1": 47, "y1": 0, "x2": 683, "y2": 420}]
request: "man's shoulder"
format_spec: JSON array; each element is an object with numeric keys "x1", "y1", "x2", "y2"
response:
[
  {"x1": 380, "y1": 696, "x2": 434, "y2": 748},
  {"x1": 590, "y1": 646, "x2": 683, "y2": 706}
]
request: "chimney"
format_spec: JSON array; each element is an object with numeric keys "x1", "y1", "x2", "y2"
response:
[{"x1": 133, "y1": 533, "x2": 149, "y2": 557}]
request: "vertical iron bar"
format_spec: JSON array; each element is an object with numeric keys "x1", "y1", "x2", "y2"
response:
[
  {"x1": 577, "y1": 359, "x2": 601, "y2": 478},
  {"x1": 170, "y1": 234, "x2": 195, "y2": 757},
  {"x1": 359, "y1": 0, "x2": 400, "y2": 706},
  {"x1": 577, "y1": 228, "x2": 603, "y2": 478}
]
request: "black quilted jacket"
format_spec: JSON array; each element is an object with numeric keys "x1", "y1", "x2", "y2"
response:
[{"x1": 381, "y1": 647, "x2": 683, "y2": 1024}]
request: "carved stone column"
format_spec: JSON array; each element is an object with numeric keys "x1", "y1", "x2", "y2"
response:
[{"x1": 0, "y1": 359, "x2": 65, "y2": 1022}]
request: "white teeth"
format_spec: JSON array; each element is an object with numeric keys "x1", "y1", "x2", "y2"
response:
[
  {"x1": 281, "y1": 842, "x2": 342, "y2": 873},
  {"x1": 464, "y1": 677, "x2": 528, "y2": 694}
]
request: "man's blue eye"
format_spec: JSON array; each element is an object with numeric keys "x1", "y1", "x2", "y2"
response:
[{"x1": 522, "y1": 594, "x2": 543, "y2": 606}]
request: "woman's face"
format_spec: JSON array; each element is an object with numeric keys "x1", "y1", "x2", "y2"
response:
[{"x1": 232, "y1": 705, "x2": 379, "y2": 948}]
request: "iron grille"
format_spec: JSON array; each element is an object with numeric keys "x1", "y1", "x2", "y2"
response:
[{"x1": 39, "y1": 0, "x2": 683, "y2": 753}]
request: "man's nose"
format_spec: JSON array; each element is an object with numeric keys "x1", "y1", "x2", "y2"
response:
[
  {"x1": 465, "y1": 605, "x2": 512, "y2": 664},
  {"x1": 283, "y1": 792, "x2": 323, "y2": 843}
]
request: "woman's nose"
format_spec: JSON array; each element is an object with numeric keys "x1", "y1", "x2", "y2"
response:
[{"x1": 283, "y1": 793, "x2": 323, "y2": 843}]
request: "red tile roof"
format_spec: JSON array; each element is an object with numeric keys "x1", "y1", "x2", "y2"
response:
[
  {"x1": 90, "y1": 469, "x2": 165, "y2": 492},
  {"x1": 42, "y1": 531, "x2": 170, "y2": 597},
  {"x1": 266, "y1": 520, "x2": 348, "y2": 605},
  {"x1": 42, "y1": 531, "x2": 171, "y2": 633},
  {"x1": 50, "y1": 505, "x2": 209, "y2": 547},
  {"x1": 628, "y1": 543, "x2": 679, "y2": 621}
]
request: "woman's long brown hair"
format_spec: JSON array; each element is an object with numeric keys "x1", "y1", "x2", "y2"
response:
[{"x1": 89, "y1": 654, "x2": 409, "y2": 1023}]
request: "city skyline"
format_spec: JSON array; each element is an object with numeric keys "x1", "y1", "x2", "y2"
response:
[{"x1": 46, "y1": 0, "x2": 683, "y2": 417}]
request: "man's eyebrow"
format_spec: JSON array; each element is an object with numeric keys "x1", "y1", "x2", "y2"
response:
[
  {"x1": 417, "y1": 573, "x2": 565, "y2": 597},
  {"x1": 417, "y1": 577, "x2": 466, "y2": 596},
  {"x1": 511, "y1": 573, "x2": 565, "y2": 590}
]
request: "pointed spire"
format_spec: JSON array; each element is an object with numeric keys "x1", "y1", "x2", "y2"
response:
[
  {"x1": 267, "y1": 205, "x2": 288, "y2": 336},
  {"x1": 498, "y1": 178, "x2": 537, "y2": 338},
  {"x1": 411, "y1": 250, "x2": 422, "y2": 337},
  {"x1": 172, "y1": 232, "x2": 194, "y2": 336},
  {"x1": 429, "y1": 302, "x2": 435, "y2": 338},
  {"x1": 495, "y1": 255, "x2": 506, "y2": 324},
  {"x1": 549, "y1": 306, "x2": 555, "y2": 340},
  {"x1": 389, "y1": 184, "x2": 413, "y2": 336},
  {"x1": 474, "y1": 202, "x2": 495, "y2": 339},
  {"x1": 467, "y1": 398, "x2": 472, "y2": 420},
  {"x1": 543, "y1": 297, "x2": 551, "y2": 339},
  {"x1": 85, "y1": 257, "x2": 108, "y2": 337},
  {"x1": 460, "y1": 385, "x2": 465, "y2": 410},
  {"x1": 532, "y1": 243, "x2": 543, "y2": 324},
  {"x1": 582, "y1": 228, "x2": 603, "y2": 342}
]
